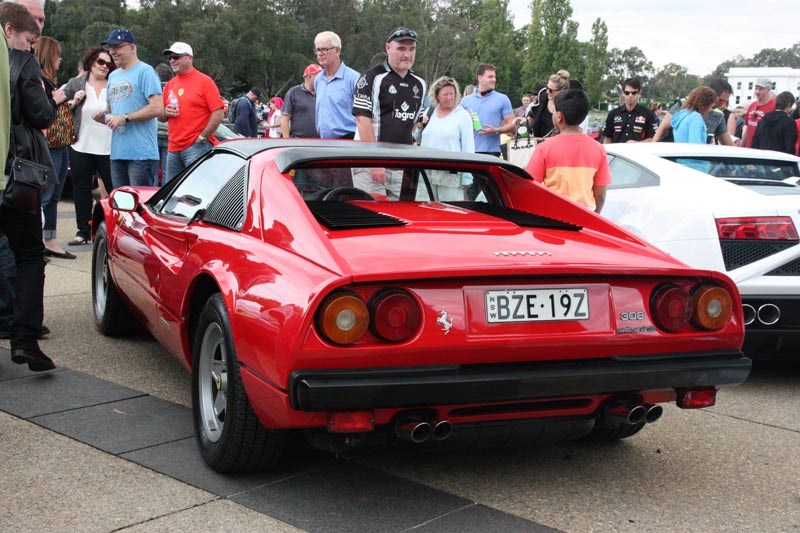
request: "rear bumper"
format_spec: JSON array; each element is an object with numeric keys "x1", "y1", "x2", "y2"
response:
[{"x1": 289, "y1": 351, "x2": 751, "y2": 412}]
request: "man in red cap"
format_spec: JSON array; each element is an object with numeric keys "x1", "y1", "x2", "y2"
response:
[{"x1": 281, "y1": 63, "x2": 323, "y2": 138}]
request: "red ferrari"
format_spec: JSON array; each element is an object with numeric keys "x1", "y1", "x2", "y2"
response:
[{"x1": 91, "y1": 140, "x2": 751, "y2": 473}]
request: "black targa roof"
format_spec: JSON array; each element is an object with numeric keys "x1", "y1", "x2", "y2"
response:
[{"x1": 213, "y1": 139, "x2": 531, "y2": 178}]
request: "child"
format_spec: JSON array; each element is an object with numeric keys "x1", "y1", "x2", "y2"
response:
[{"x1": 525, "y1": 89, "x2": 610, "y2": 213}]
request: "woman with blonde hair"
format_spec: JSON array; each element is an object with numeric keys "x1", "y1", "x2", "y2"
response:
[
  {"x1": 419, "y1": 76, "x2": 475, "y2": 201},
  {"x1": 527, "y1": 69, "x2": 570, "y2": 138},
  {"x1": 671, "y1": 86, "x2": 717, "y2": 144},
  {"x1": 33, "y1": 36, "x2": 72, "y2": 259}
]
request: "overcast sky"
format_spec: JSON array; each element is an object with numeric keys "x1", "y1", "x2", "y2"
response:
[{"x1": 507, "y1": 0, "x2": 800, "y2": 75}]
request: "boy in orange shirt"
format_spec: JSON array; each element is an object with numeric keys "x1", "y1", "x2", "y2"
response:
[{"x1": 525, "y1": 89, "x2": 610, "y2": 213}]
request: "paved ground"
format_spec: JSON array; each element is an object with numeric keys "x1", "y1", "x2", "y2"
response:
[{"x1": 1, "y1": 201, "x2": 799, "y2": 532}]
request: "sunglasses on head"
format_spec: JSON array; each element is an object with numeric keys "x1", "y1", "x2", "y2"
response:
[
  {"x1": 95, "y1": 58, "x2": 112, "y2": 67},
  {"x1": 389, "y1": 28, "x2": 417, "y2": 41},
  {"x1": 623, "y1": 90, "x2": 639, "y2": 96}
]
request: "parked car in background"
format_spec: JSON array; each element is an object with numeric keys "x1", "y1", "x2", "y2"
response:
[
  {"x1": 91, "y1": 139, "x2": 749, "y2": 472},
  {"x1": 603, "y1": 143, "x2": 800, "y2": 359}
]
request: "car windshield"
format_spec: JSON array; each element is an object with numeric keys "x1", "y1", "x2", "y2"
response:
[
  {"x1": 663, "y1": 156, "x2": 800, "y2": 182},
  {"x1": 291, "y1": 165, "x2": 501, "y2": 204}
]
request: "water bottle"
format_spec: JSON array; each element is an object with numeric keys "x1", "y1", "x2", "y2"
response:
[
  {"x1": 517, "y1": 125, "x2": 529, "y2": 138},
  {"x1": 470, "y1": 111, "x2": 481, "y2": 131},
  {"x1": 168, "y1": 89, "x2": 180, "y2": 115}
]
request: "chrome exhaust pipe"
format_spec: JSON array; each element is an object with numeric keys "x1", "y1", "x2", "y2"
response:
[
  {"x1": 432, "y1": 420, "x2": 453, "y2": 441},
  {"x1": 395, "y1": 420, "x2": 432, "y2": 443},
  {"x1": 742, "y1": 304, "x2": 756, "y2": 325},
  {"x1": 606, "y1": 403, "x2": 647, "y2": 425},
  {"x1": 644, "y1": 404, "x2": 663, "y2": 424},
  {"x1": 757, "y1": 303, "x2": 780, "y2": 325}
]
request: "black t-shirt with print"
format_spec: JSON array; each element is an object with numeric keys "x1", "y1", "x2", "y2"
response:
[{"x1": 352, "y1": 62, "x2": 426, "y2": 145}]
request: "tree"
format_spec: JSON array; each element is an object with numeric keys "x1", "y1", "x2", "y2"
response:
[
  {"x1": 521, "y1": 0, "x2": 581, "y2": 91},
  {"x1": 606, "y1": 46, "x2": 654, "y2": 94},
  {"x1": 583, "y1": 17, "x2": 607, "y2": 106},
  {"x1": 648, "y1": 63, "x2": 698, "y2": 102},
  {"x1": 472, "y1": 0, "x2": 521, "y2": 98}
]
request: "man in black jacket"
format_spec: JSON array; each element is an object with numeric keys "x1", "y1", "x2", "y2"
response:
[
  {"x1": 752, "y1": 91, "x2": 797, "y2": 155},
  {"x1": 1, "y1": 2, "x2": 56, "y2": 371}
]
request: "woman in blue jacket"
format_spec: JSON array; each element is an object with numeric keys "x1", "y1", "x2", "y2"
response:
[{"x1": 671, "y1": 86, "x2": 717, "y2": 144}]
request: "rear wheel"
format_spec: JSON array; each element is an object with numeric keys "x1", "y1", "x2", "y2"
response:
[
  {"x1": 192, "y1": 294, "x2": 287, "y2": 472},
  {"x1": 91, "y1": 222, "x2": 138, "y2": 336}
]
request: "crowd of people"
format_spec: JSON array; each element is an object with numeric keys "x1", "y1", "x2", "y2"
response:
[{"x1": 1, "y1": 0, "x2": 799, "y2": 373}]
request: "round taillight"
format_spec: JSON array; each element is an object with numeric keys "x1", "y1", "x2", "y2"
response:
[
  {"x1": 650, "y1": 285, "x2": 693, "y2": 332},
  {"x1": 370, "y1": 290, "x2": 421, "y2": 342},
  {"x1": 317, "y1": 292, "x2": 369, "y2": 345},
  {"x1": 692, "y1": 285, "x2": 733, "y2": 330}
]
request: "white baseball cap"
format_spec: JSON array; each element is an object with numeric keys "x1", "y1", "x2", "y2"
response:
[{"x1": 163, "y1": 42, "x2": 193, "y2": 57}]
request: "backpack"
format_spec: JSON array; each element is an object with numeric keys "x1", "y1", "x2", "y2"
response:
[{"x1": 227, "y1": 97, "x2": 244, "y2": 123}]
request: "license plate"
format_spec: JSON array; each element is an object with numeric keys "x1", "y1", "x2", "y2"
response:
[{"x1": 485, "y1": 288, "x2": 589, "y2": 323}]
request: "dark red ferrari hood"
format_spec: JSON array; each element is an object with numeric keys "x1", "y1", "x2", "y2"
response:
[{"x1": 320, "y1": 202, "x2": 684, "y2": 279}]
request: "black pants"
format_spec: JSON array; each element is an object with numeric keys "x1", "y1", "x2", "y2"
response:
[
  {"x1": 0, "y1": 200, "x2": 45, "y2": 352},
  {"x1": 69, "y1": 147, "x2": 111, "y2": 240}
]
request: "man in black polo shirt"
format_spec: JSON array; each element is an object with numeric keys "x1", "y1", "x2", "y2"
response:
[
  {"x1": 602, "y1": 78, "x2": 657, "y2": 144},
  {"x1": 281, "y1": 63, "x2": 323, "y2": 138},
  {"x1": 352, "y1": 26, "x2": 426, "y2": 198}
]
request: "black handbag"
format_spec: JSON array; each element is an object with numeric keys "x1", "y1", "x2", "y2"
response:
[{"x1": 3, "y1": 156, "x2": 50, "y2": 214}]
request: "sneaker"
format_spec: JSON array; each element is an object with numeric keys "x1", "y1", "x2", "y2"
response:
[{"x1": 10, "y1": 347, "x2": 55, "y2": 372}]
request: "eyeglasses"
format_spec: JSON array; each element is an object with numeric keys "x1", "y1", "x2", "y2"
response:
[
  {"x1": 388, "y1": 28, "x2": 418, "y2": 41},
  {"x1": 547, "y1": 87, "x2": 560, "y2": 94},
  {"x1": 623, "y1": 90, "x2": 639, "y2": 96},
  {"x1": 168, "y1": 54, "x2": 186, "y2": 61},
  {"x1": 95, "y1": 58, "x2": 112, "y2": 67},
  {"x1": 313, "y1": 46, "x2": 336, "y2": 55}
]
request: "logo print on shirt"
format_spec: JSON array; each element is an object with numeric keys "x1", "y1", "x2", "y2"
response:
[
  {"x1": 388, "y1": 85, "x2": 398, "y2": 94},
  {"x1": 107, "y1": 80, "x2": 133, "y2": 103},
  {"x1": 357, "y1": 77, "x2": 368, "y2": 89},
  {"x1": 394, "y1": 101, "x2": 416, "y2": 121},
  {"x1": 412, "y1": 85, "x2": 419, "y2": 97}
]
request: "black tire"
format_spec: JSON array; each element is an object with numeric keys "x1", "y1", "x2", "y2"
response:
[
  {"x1": 91, "y1": 222, "x2": 138, "y2": 336},
  {"x1": 587, "y1": 419, "x2": 645, "y2": 441},
  {"x1": 192, "y1": 294, "x2": 287, "y2": 472}
]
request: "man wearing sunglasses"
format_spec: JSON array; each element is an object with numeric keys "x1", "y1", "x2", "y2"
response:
[
  {"x1": 602, "y1": 78, "x2": 657, "y2": 144},
  {"x1": 653, "y1": 78, "x2": 734, "y2": 145},
  {"x1": 160, "y1": 41, "x2": 223, "y2": 182}
]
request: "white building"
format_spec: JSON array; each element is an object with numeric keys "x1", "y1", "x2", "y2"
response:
[{"x1": 725, "y1": 67, "x2": 800, "y2": 108}]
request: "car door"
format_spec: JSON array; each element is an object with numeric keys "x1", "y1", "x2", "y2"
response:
[{"x1": 116, "y1": 152, "x2": 248, "y2": 349}]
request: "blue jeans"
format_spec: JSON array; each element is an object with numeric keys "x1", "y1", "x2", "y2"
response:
[
  {"x1": 165, "y1": 140, "x2": 212, "y2": 184},
  {"x1": 42, "y1": 146, "x2": 70, "y2": 240},
  {"x1": 157, "y1": 137, "x2": 168, "y2": 187},
  {"x1": 111, "y1": 159, "x2": 159, "y2": 190}
]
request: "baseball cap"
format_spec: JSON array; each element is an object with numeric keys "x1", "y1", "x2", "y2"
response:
[
  {"x1": 163, "y1": 42, "x2": 193, "y2": 57},
  {"x1": 303, "y1": 64, "x2": 323, "y2": 77},
  {"x1": 755, "y1": 77, "x2": 772, "y2": 89},
  {"x1": 250, "y1": 87, "x2": 262, "y2": 98},
  {"x1": 102, "y1": 28, "x2": 136, "y2": 45},
  {"x1": 386, "y1": 27, "x2": 418, "y2": 43}
]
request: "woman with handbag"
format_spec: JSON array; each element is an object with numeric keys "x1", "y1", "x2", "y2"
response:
[
  {"x1": 61, "y1": 46, "x2": 115, "y2": 247},
  {"x1": 34, "y1": 36, "x2": 74, "y2": 259},
  {"x1": 1, "y1": 2, "x2": 56, "y2": 371}
]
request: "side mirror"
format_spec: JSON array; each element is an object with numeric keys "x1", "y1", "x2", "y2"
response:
[{"x1": 109, "y1": 189, "x2": 139, "y2": 212}]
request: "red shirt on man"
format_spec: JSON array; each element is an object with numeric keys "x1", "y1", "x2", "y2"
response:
[
  {"x1": 743, "y1": 99, "x2": 776, "y2": 148},
  {"x1": 163, "y1": 69, "x2": 223, "y2": 152}
]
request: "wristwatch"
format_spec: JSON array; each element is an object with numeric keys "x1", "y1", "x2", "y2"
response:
[
  {"x1": 124, "y1": 113, "x2": 130, "y2": 123},
  {"x1": 197, "y1": 135, "x2": 207, "y2": 142}
]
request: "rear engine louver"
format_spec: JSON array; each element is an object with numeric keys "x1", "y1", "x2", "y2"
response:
[
  {"x1": 445, "y1": 201, "x2": 582, "y2": 231},
  {"x1": 204, "y1": 166, "x2": 247, "y2": 231},
  {"x1": 307, "y1": 201, "x2": 407, "y2": 230},
  {"x1": 721, "y1": 241, "x2": 795, "y2": 271}
]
